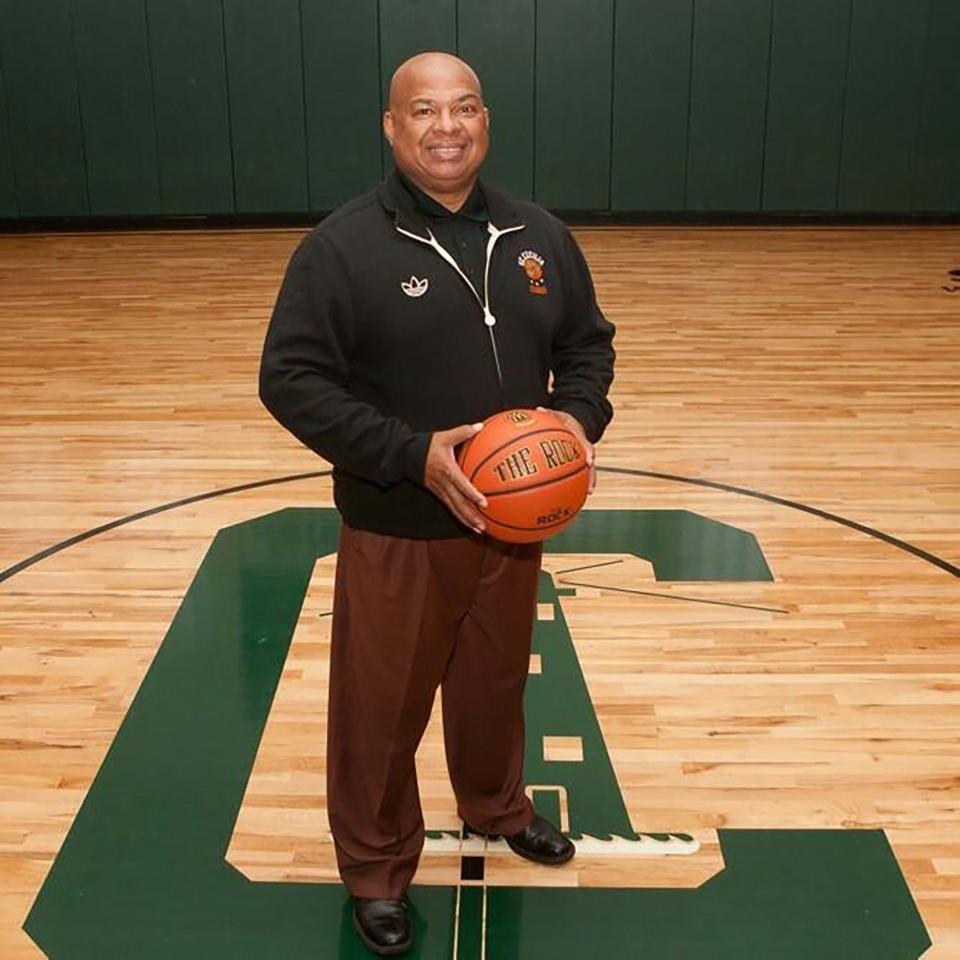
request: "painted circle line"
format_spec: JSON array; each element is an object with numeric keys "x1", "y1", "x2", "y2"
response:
[{"x1": 1, "y1": 467, "x2": 956, "y2": 583}]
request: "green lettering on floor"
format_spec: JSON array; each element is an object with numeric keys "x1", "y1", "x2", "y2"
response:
[{"x1": 24, "y1": 508, "x2": 930, "y2": 957}]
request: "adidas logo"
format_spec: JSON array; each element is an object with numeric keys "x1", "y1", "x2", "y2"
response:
[{"x1": 401, "y1": 275, "x2": 429, "y2": 298}]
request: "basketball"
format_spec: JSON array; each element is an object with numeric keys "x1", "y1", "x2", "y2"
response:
[{"x1": 457, "y1": 408, "x2": 590, "y2": 543}]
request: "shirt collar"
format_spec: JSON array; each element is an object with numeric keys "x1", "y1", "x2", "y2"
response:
[
  {"x1": 378, "y1": 167, "x2": 525, "y2": 237},
  {"x1": 394, "y1": 168, "x2": 489, "y2": 223}
]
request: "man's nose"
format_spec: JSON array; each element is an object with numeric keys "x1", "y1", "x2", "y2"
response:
[{"x1": 434, "y1": 108, "x2": 461, "y2": 132}]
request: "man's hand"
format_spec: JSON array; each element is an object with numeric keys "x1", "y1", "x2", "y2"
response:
[
  {"x1": 538, "y1": 407, "x2": 596, "y2": 495},
  {"x1": 424, "y1": 423, "x2": 488, "y2": 534}
]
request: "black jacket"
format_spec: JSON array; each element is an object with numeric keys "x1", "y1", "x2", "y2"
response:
[{"x1": 259, "y1": 168, "x2": 616, "y2": 539}]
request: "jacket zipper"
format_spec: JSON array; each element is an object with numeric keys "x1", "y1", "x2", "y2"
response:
[{"x1": 394, "y1": 221, "x2": 525, "y2": 388}]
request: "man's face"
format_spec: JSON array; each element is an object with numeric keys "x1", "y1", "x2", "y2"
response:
[{"x1": 384, "y1": 62, "x2": 489, "y2": 196}]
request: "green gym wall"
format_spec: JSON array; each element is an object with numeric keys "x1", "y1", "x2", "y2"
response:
[{"x1": 0, "y1": 0, "x2": 957, "y2": 220}]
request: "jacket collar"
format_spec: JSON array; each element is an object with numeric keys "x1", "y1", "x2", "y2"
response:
[{"x1": 378, "y1": 167, "x2": 525, "y2": 237}]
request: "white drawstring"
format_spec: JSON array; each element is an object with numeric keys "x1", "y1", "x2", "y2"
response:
[{"x1": 394, "y1": 220, "x2": 525, "y2": 386}]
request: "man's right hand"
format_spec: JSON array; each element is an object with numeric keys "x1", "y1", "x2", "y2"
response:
[{"x1": 423, "y1": 423, "x2": 488, "y2": 535}]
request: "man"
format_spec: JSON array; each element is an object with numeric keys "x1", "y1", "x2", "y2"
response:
[{"x1": 259, "y1": 51, "x2": 615, "y2": 955}]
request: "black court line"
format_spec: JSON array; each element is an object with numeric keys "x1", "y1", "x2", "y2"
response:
[
  {"x1": 0, "y1": 470, "x2": 330, "y2": 583},
  {"x1": 602, "y1": 467, "x2": 958, "y2": 579},
  {"x1": 554, "y1": 558, "x2": 789, "y2": 614},
  {"x1": 554, "y1": 558, "x2": 626, "y2": 577},
  {"x1": 557, "y1": 578, "x2": 790, "y2": 615},
  {"x1": 1, "y1": 466, "x2": 956, "y2": 584}
]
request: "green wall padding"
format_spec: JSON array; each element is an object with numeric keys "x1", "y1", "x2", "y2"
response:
[
  {"x1": 687, "y1": 0, "x2": 772, "y2": 211},
  {"x1": 223, "y1": 0, "x2": 307, "y2": 214},
  {"x1": 535, "y1": 0, "x2": 614, "y2": 210},
  {"x1": 0, "y1": 61, "x2": 17, "y2": 217},
  {"x1": 302, "y1": 0, "x2": 382, "y2": 210},
  {"x1": 73, "y1": 0, "x2": 162, "y2": 216},
  {"x1": 763, "y1": 0, "x2": 850, "y2": 211},
  {"x1": 147, "y1": 0, "x2": 234, "y2": 214},
  {"x1": 611, "y1": 0, "x2": 693, "y2": 211},
  {"x1": 839, "y1": 0, "x2": 929, "y2": 212},
  {"x1": 913, "y1": 0, "x2": 960, "y2": 212},
  {"x1": 0, "y1": 0, "x2": 955, "y2": 219},
  {"x1": 0, "y1": 0, "x2": 88, "y2": 216}
]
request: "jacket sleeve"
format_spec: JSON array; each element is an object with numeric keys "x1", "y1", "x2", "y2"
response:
[
  {"x1": 547, "y1": 226, "x2": 616, "y2": 443},
  {"x1": 258, "y1": 231, "x2": 431, "y2": 487}
]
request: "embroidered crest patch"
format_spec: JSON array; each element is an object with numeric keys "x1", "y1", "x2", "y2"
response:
[{"x1": 517, "y1": 250, "x2": 547, "y2": 295}]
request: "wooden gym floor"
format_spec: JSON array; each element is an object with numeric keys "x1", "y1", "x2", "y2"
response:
[{"x1": 0, "y1": 224, "x2": 957, "y2": 957}]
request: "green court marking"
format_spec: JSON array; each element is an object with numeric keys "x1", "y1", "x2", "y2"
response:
[
  {"x1": 23, "y1": 508, "x2": 930, "y2": 958},
  {"x1": 486, "y1": 830, "x2": 929, "y2": 959},
  {"x1": 548, "y1": 508, "x2": 772, "y2": 580},
  {"x1": 525, "y1": 568, "x2": 637, "y2": 838},
  {"x1": 454, "y1": 887, "x2": 484, "y2": 960}
]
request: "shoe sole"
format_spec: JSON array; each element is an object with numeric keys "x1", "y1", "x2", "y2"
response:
[{"x1": 351, "y1": 909, "x2": 412, "y2": 956}]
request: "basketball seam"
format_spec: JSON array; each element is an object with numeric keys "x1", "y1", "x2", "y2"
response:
[{"x1": 479, "y1": 466, "x2": 589, "y2": 531}]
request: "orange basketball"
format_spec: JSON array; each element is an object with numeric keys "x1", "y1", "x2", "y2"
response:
[{"x1": 457, "y1": 408, "x2": 590, "y2": 543}]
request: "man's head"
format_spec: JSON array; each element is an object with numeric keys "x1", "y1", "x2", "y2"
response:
[{"x1": 383, "y1": 52, "x2": 489, "y2": 204}]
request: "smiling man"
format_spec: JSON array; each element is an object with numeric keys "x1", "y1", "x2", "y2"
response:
[
  {"x1": 384, "y1": 53, "x2": 487, "y2": 211},
  {"x1": 259, "y1": 51, "x2": 615, "y2": 955}
]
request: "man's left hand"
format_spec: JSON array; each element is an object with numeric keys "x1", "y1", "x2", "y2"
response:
[{"x1": 538, "y1": 407, "x2": 596, "y2": 495}]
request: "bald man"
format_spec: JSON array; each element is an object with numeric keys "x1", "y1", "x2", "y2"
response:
[{"x1": 260, "y1": 52, "x2": 615, "y2": 955}]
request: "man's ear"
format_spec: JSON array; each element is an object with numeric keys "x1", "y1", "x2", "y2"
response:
[{"x1": 383, "y1": 111, "x2": 394, "y2": 146}]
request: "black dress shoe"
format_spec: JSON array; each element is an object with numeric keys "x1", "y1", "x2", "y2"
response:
[
  {"x1": 468, "y1": 813, "x2": 575, "y2": 866},
  {"x1": 352, "y1": 897, "x2": 412, "y2": 956}
]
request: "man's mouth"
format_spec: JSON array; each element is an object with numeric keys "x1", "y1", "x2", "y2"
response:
[{"x1": 427, "y1": 145, "x2": 466, "y2": 160}]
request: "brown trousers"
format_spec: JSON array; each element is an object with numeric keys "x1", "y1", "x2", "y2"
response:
[{"x1": 326, "y1": 522, "x2": 543, "y2": 899}]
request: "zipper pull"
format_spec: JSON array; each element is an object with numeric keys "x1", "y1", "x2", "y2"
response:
[{"x1": 484, "y1": 306, "x2": 496, "y2": 327}]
